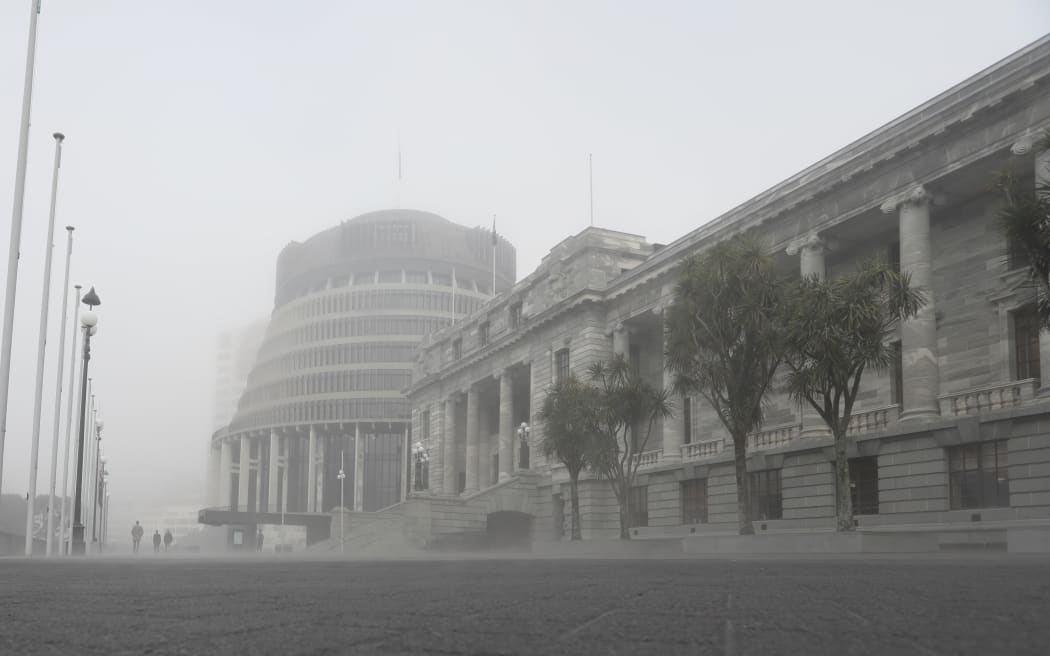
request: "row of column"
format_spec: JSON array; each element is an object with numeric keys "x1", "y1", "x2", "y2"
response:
[
  {"x1": 785, "y1": 129, "x2": 1050, "y2": 422},
  {"x1": 430, "y1": 368, "x2": 519, "y2": 496},
  {"x1": 213, "y1": 425, "x2": 392, "y2": 513},
  {"x1": 612, "y1": 321, "x2": 686, "y2": 461}
]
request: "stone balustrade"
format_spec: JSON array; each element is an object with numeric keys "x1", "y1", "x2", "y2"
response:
[
  {"x1": 632, "y1": 449, "x2": 663, "y2": 469},
  {"x1": 680, "y1": 438, "x2": 725, "y2": 461},
  {"x1": 846, "y1": 404, "x2": 900, "y2": 436},
  {"x1": 938, "y1": 379, "x2": 1038, "y2": 417},
  {"x1": 747, "y1": 423, "x2": 801, "y2": 452}
]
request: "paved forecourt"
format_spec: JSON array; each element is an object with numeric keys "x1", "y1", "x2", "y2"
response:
[{"x1": 2, "y1": 555, "x2": 1049, "y2": 655}]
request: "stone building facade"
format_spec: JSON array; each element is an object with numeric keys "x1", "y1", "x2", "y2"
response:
[
  {"x1": 403, "y1": 35, "x2": 1050, "y2": 548},
  {"x1": 206, "y1": 209, "x2": 515, "y2": 518}
]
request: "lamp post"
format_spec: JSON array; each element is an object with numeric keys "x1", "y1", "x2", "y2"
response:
[
  {"x1": 71, "y1": 287, "x2": 100, "y2": 555},
  {"x1": 517, "y1": 422, "x2": 530, "y2": 470},
  {"x1": 98, "y1": 463, "x2": 107, "y2": 553},
  {"x1": 337, "y1": 450, "x2": 346, "y2": 554},
  {"x1": 92, "y1": 418, "x2": 103, "y2": 552}
]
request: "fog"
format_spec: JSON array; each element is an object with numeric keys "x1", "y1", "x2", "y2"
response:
[{"x1": 0, "y1": 0, "x2": 1046, "y2": 526}]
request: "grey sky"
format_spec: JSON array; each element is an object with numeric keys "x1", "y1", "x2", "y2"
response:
[{"x1": 0, "y1": 1, "x2": 1048, "y2": 519}]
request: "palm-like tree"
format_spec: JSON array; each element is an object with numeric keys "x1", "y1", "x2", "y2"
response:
[
  {"x1": 664, "y1": 235, "x2": 786, "y2": 535},
  {"x1": 587, "y1": 358, "x2": 671, "y2": 540},
  {"x1": 782, "y1": 260, "x2": 925, "y2": 531},
  {"x1": 997, "y1": 137, "x2": 1050, "y2": 328},
  {"x1": 539, "y1": 375, "x2": 600, "y2": 540}
]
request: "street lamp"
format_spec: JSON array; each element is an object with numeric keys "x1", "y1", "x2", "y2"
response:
[
  {"x1": 71, "y1": 286, "x2": 100, "y2": 556},
  {"x1": 412, "y1": 441, "x2": 429, "y2": 491},
  {"x1": 337, "y1": 450, "x2": 346, "y2": 554},
  {"x1": 92, "y1": 418, "x2": 104, "y2": 552},
  {"x1": 517, "y1": 422, "x2": 530, "y2": 470}
]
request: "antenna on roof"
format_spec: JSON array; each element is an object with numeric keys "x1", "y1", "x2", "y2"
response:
[{"x1": 396, "y1": 132, "x2": 403, "y2": 209}]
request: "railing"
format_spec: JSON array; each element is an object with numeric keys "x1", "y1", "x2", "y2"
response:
[
  {"x1": 847, "y1": 404, "x2": 900, "y2": 436},
  {"x1": 939, "y1": 379, "x2": 1038, "y2": 417},
  {"x1": 631, "y1": 450, "x2": 663, "y2": 468},
  {"x1": 747, "y1": 423, "x2": 800, "y2": 452},
  {"x1": 680, "y1": 438, "x2": 725, "y2": 461}
]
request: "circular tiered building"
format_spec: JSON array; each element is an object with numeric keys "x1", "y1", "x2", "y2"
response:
[{"x1": 208, "y1": 209, "x2": 515, "y2": 515}]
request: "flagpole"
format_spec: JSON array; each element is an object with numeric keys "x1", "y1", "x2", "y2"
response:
[
  {"x1": 451, "y1": 268, "x2": 457, "y2": 323},
  {"x1": 59, "y1": 284, "x2": 83, "y2": 555},
  {"x1": 46, "y1": 225, "x2": 74, "y2": 556},
  {"x1": 589, "y1": 153, "x2": 594, "y2": 227},
  {"x1": 26, "y1": 132, "x2": 64, "y2": 557},
  {"x1": 0, "y1": 0, "x2": 44, "y2": 498}
]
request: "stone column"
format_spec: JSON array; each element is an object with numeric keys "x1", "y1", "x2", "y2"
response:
[
  {"x1": 498, "y1": 371, "x2": 513, "y2": 480},
  {"x1": 882, "y1": 186, "x2": 940, "y2": 419},
  {"x1": 238, "y1": 435, "x2": 251, "y2": 510},
  {"x1": 660, "y1": 313, "x2": 684, "y2": 461},
  {"x1": 443, "y1": 396, "x2": 457, "y2": 494},
  {"x1": 206, "y1": 444, "x2": 220, "y2": 507},
  {"x1": 612, "y1": 322, "x2": 630, "y2": 357},
  {"x1": 268, "y1": 429, "x2": 280, "y2": 512},
  {"x1": 253, "y1": 444, "x2": 263, "y2": 512},
  {"x1": 464, "y1": 386, "x2": 480, "y2": 493},
  {"x1": 402, "y1": 423, "x2": 411, "y2": 501},
  {"x1": 787, "y1": 234, "x2": 832, "y2": 438},
  {"x1": 219, "y1": 439, "x2": 233, "y2": 508},
  {"x1": 306, "y1": 426, "x2": 317, "y2": 512},
  {"x1": 423, "y1": 403, "x2": 441, "y2": 494},
  {"x1": 354, "y1": 424, "x2": 365, "y2": 511},
  {"x1": 478, "y1": 393, "x2": 491, "y2": 488}
]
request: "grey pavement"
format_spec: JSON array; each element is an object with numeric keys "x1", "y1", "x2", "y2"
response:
[{"x1": 2, "y1": 555, "x2": 1050, "y2": 655}]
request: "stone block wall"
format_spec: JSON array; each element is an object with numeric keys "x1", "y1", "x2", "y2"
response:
[
  {"x1": 876, "y1": 434, "x2": 949, "y2": 515},
  {"x1": 781, "y1": 450, "x2": 834, "y2": 521}
]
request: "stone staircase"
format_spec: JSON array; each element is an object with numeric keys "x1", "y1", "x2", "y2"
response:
[
  {"x1": 402, "y1": 471, "x2": 542, "y2": 550},
  {"x1": 308, "y1": 504, "x2": 423, "y2": 556}
]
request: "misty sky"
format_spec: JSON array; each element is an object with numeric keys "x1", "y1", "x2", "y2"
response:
[{"x1": 0, "y1": 1, "x2": 1048, "y2": 522}]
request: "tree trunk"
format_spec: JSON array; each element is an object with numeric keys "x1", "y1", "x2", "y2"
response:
[
  {"x1": 733, "y1": 435, "x2": 753, "y2": 535},
  {"x1": 619, "y1": 501, "x2": 631, "y2": 540},
  {"x1": 569, "y1": 474, "x2": 582, "y2": 541},
  {"x1": 833, "y1": 429, "x2": 854, "y2": 532}
]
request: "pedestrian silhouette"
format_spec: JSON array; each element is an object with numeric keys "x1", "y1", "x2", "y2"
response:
[
  {"x1": 152, "y1": 530, "x2": 161, "y2": 553},
  {"x1": 256, "y1": 529, "x2": 264, "y2": 552},
  {"x1": 131, "y1": 521, "x2": 143, "y2": 553},
  {"x1": 163, "y1": 529, "x2": 173, "y2": 552}
]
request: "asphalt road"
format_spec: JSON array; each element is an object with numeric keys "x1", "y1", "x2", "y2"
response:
[{"x1": 2, "y1": 554, "x2": 1049, "y2": 655}]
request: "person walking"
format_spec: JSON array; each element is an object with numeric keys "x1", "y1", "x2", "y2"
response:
[
  {"x1": 163, "y1": 529, "x2": 173, "y2": 552},
  {"x1": 131, "y1": 521, "x2": 144, "y2": 553},
  {"x1": 256, "y1": 529, "x2": 264, "y2": 552},
  {"x1": 152, "y1": 530, "x2": 161, "y2": 553}
]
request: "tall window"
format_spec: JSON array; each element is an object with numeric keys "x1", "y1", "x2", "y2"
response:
[
  {"x1": 948, "y1": 441, "x2": 1010, "y2": 510},
  {"x1": 681, "y1": 478, "x2": 708, "y2": 524},
  {"x1": 555, "y1": 348, "x2": 570, "y2": 383},
  {"x1": 749, "y1": 469, "x2": 782, "y2": 521},
  {"x1": 452, "y1": 338, "x2": 462, "y2": 361},
  {"x1": 1014, "y1": 305, "x2": 1041, "y2": 383},
  {"x1": 627, "y1": 485, "x2": 649, "y2": 528},
  {"x1": 887, "y1": 240, "x2": 900, "y2": 274},
  {"x1": 628, "y1": 344, "x2": 641, "y2": 376},
  {"x1": 478, "y1": 322, "x2": 490, "y2": 347},
  {"x1": 420, "y1": 409, "x2": 430, "y2": 442},
  {"x1": 848, "y1": 457, "x2": 879, "y2": 515},
  {"x1": 890, "y1": 340, "x2": 903, "y2": 406},
  {"x1": 509, "y1": 302, "x2": 523, "y2": 330},
  {"x1": 1007, "y1": 234, "x2": 1030, "y2": 271}
]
